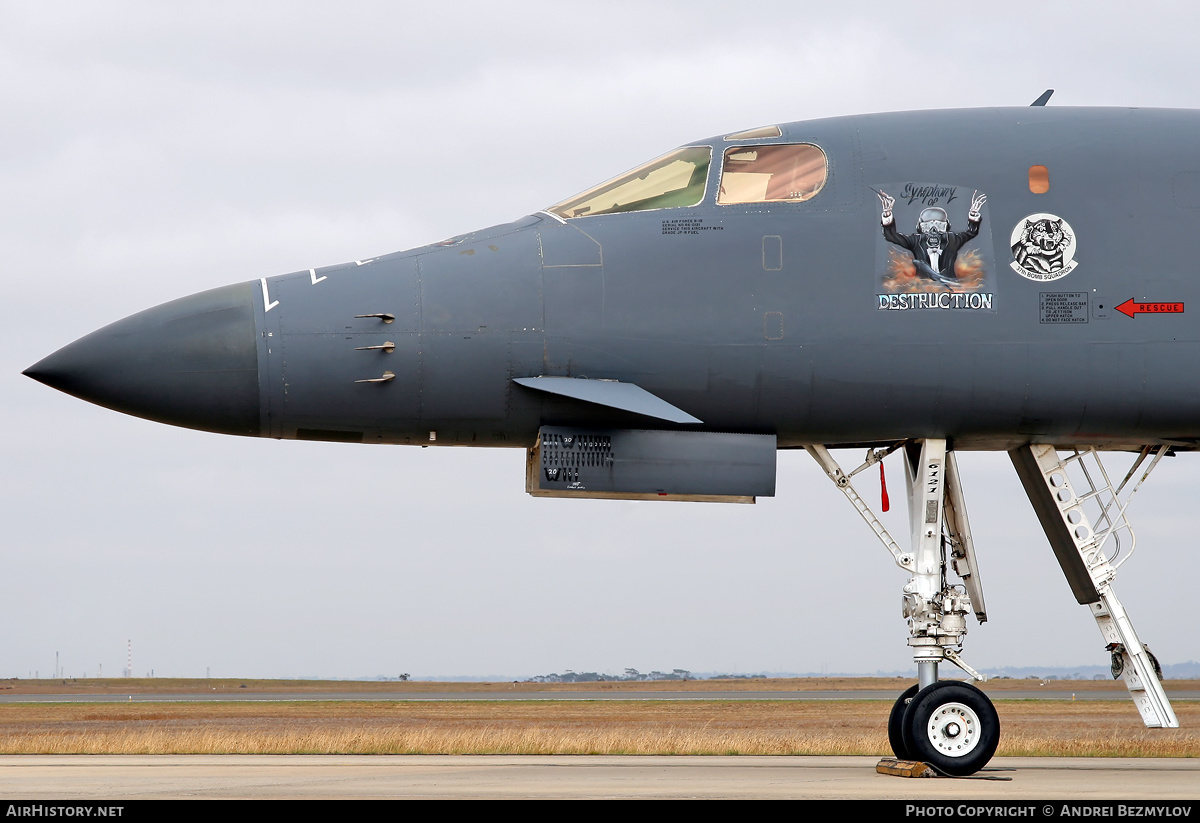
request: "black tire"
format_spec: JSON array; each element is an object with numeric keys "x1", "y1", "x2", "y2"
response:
[
  {"x1": 887, "y1": 684, "x2": 920, "y2": 760},
  {"x1": 902, "y1": 680, "x2": 1000, "y2": 776}
]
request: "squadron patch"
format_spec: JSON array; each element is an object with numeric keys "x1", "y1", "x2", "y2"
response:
[
  {"x1": 873, "y1": 182, "x2": 995, "y2": 311},
  {"x1": 1009, "y1": 213, "x2": 1078, "y2": 281}
]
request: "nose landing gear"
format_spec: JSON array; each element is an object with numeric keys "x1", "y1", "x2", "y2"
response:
[
  {"x1": 887, "y1": 681, "x2": 999, "y2": 775},
  {"x1": 899, "y1": 681, "x2": 1000, "y2": 776},
  {"x1": 887, "y1": 684, "x2": 920, "y2": 761},
  {"x1": 811, "y1": 440, "x2": 1177, "y2": 777}
]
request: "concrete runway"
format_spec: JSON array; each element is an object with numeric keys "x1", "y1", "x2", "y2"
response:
[{"x1": 0, "y1": 755, "x2": 1196, "y2": 799}]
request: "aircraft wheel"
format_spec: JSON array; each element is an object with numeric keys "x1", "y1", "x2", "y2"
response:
[
  {"x1": 901, "y1": 681, "x2": 999, "y2": 776},
  {"x1": 887, "y1": 684, "x2": 920, "y2": 760}
]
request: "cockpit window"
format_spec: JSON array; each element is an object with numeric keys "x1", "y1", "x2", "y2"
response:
[
  {"x1": 717, "y1": 143, "x2": 827, "y2": 205},
  {"x1": 547, "y1": 147, "x2": 711, "y2": 219},
  {"x1": 723, "y1": 125, "x2": 782, "y2": 140}
]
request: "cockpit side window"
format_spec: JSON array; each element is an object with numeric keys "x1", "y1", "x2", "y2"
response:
[
  {"x1": 547, "y1": 147, "x2": 712, "y2": 219},
  {"x1": 717, "y1": 143, "x2": 827, "y2": 205}
]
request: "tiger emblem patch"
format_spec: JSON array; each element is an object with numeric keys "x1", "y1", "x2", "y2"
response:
[{"x1": 1009, "y1": 213, "x2": 1078, "y2": 281}]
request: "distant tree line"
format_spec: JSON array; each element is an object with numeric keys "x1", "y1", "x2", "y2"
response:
[{"x1": 526, "y1": 668, "x2": 693, "y2": 683}]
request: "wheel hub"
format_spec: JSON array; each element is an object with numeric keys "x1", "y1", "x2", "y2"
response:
[{"x1": 926, "y1": 701, "x2": 980, "y2": 756}]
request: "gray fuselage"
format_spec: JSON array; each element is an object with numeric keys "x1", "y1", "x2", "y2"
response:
[{"x1": 26, "y1": 107, "x2": 1200, "y2": 452}]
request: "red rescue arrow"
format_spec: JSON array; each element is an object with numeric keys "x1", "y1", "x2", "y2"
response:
[{"x1": 1115, "y1": 299, "x2": 1184, "y2": 318}]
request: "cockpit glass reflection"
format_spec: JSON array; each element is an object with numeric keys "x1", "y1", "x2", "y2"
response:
[
  {"x1": 547, "y1": 147, "x2": 711, "y2": 219},
  {"x1": 717, "y1": 143, "x2": 827, "y2": 205}
]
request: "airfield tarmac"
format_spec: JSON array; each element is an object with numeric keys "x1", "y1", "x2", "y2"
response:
[
  {"x1": 1, "y1": 755, "x2": 1198, "y2": 799},
  {"x1": 4, "y1": 675, "x2": 1195, "y2": 701},
  {"x1": 1, "y1": 679, "x2": 1195, "y2": 799}
]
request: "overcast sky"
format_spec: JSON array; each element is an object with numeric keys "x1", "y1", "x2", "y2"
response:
[{"x1": 4, "y1": 1, "x2": 1200, "y2": 680}]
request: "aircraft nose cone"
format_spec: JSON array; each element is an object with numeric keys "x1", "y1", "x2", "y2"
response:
[{"x1": 23, "y1": 281, "x2": 261, "y2": 436}]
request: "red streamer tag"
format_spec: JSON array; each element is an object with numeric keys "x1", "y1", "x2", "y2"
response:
[{"x1": 880, "y1": 461, "x2": 890, "y2": 512}]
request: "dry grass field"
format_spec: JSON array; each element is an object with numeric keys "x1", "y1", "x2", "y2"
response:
[{"x1": 0, "y1": 679, "x2": 1196, "y2": 757}]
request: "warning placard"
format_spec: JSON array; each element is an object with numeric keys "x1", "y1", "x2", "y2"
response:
[{"x1": 1040, "y1": 292, "x2": 1089, "y2": 324}]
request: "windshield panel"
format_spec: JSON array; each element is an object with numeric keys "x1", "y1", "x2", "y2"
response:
[
  {"x1": 717, "y1": 143, "x2": 826, "y2": 205},
  {"x1": 547, "y1": 147, "x2": 712, "y2": 219},
  {"x1": 723, "y1": 124, "x2": 782, "y2": 141}
]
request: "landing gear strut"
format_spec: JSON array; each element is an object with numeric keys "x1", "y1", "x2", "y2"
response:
[
  {"x1": 809, "y1": 439, "x2": 1177, "y2": 776},
  {"x1": 810, "y1": 439, "x2": 995, "y2": 772}
]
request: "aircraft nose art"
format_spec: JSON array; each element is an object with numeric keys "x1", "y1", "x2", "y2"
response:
[{"x1": 23, "y1": 282, "x2": 260, "y2": 436}]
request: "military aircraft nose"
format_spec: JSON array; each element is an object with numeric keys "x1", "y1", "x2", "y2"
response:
[{"x1": 23, "y1": 281, "x2": 261, "y2": 436}]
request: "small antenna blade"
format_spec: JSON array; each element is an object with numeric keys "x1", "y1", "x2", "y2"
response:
[{"x1": 1030, "y1": 89, "x2": 1054, "y2": 107}]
